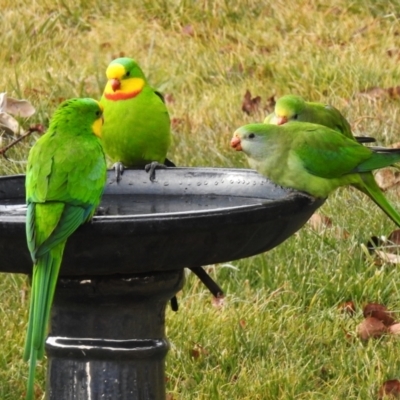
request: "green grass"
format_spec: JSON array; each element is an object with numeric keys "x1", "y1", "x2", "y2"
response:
[{"x1": 2, "y1": 0, "x2": 400, "y2": 398}]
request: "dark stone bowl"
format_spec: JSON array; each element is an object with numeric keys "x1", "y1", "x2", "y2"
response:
[{"x1": 0, "y1": 167, "x2": 323, "y2": 276}]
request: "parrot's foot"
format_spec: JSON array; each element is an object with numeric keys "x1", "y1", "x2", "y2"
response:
[
  {"x1": 170, "y1": 296, "x2": 179, "y2": 312},
  {"x1": 113, "y1": 162, "x2": 124, "y2": 183},
  {"x1": 144, "y1": 161, "x2": 167, "y2": 182}
]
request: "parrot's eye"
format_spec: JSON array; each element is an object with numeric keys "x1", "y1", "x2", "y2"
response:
[
  {"x1": 126, "y1": 71, "x2": 130, "y2": 77},
  {"x1": 95, "y1": 110, "x2": 102, "y2": 117},
  {"x1": 248, "y1": 133, "x2": 255, "y2": 139},
  {"x1": 293, "y1": 114, "x2": 298, "y2": 120}
]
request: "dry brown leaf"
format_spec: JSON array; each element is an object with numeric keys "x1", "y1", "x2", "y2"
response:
[
  {"x1": 241, "y1": 89, "x2": 261, "y2": 115},
  {"x1": 357, "y1": 316, "x2": 387, "y2": 341},
  {"x1": 308, "y1": 213, "x2": 332, "y2": 231},
  {"x1": 182, "y1": 24, "x2": 195, "y2": 36},
  {"x1": 5, "y1": 97, "x2": 36, "y2": 117},
  {"x1": 378, "y1": 379, "x2": 400, "y2": 399},
  {"x1": 388, "y1": 230, "x2": 400, "y2": 245},
  {"x1": 307, "y1": 213, "x2": 349, "y2": 239},
  {"x1": 375, "y1": 250, "x2": 400, "y2": 264},
  {"x1": 190, "y1": 343, "x2": 209, "y2": 359},
  {"x1": 357, "y1": 86, "x2": 400, "y2": 100},
  {"x1": 388, "y1": 323, "x2": 400, "y2": 335},
  {"x1": 375, "y1": 169, "x2": 400, "y2": 191},
  {"x1": 212, "y1": 294, "x2": 225, "y2": 308},
  {"x1": 338, "y1": 301, "x2": 356, "y2": 316},
  {"x1": 0, "y1": 112, "x2": 19, "y2": 134},
  {"x1": 363, "y1": 303, "x2": 395, "y2": 326},
  {"x1": 387, "y1": 48, "x2": 400, "y2": 59},
  {"x1": 164, "y1": 93, "x2": 175, "y2": 104},
  {"x1": 264, "y1": 94, "x2": 277, "y2": 112}
]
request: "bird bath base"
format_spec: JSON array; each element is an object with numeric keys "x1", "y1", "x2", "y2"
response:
[{"x1": 46, "y1": 270, "x2": 184, "y2": 400}]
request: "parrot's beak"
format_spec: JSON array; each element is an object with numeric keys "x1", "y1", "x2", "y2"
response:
[
  {"x1": 110, "y1": 78, "x2": 121, "y2": 92},
  {"x1": 276, "y1": 116, "x2": 288, "y2": 125},
  {"x1": 230, "y1": 135, "x2": 242, "y2": 151}
]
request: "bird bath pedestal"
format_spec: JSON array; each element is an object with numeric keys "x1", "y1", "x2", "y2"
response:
[{"x1": 0, "y1": 168, "x2": 323, "y2": 399}]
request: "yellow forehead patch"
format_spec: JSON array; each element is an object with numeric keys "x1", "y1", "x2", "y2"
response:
[{"x1": 106, "y1": 63, "x2": 126, "y2": 80}]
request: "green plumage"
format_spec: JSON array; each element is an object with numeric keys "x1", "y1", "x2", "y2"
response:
[
  {"x1": 264, "y1": 94, "x2": 375, "y2": 144},
  {"x1": 24, "y1": 98, "x2": 107, "y2": 400},
  {"x1": 100, "y1": 57, "x2": 171, "y2": 167},
  {"x1": 233, "y1": 122, "x2": 400, "y2": 226}
]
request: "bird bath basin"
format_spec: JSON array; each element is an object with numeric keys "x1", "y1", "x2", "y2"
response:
[{"x1": 0, "y1": 167, "x2": 323, "y2": 399}]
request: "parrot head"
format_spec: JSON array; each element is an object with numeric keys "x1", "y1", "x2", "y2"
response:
[
  {"x1": 51, "y1": 98, "x2": 104, "y2": 138},
  {"x1": 231, "y1": 124, "x2": 273, "y2": 160},
  {"x1": 274, "y1": 95, "x2": 306, "y2": 125},
  {"x1": 103, "y1": 57, "x2": 147, "y2": 101}
]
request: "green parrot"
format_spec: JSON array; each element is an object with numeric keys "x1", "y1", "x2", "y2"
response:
[
  {"x1": 24, "y1": 98, "x2": 107, "y2": 400},
  {"x1": 264, "y1": 94, "x2": 375, "y2": 144},
  {"x1": 100, "y1": 57, "x2": 172, "y2": 182},
  {"x1": 231, "y1": 122, "x2": 400, "y2": 226}
]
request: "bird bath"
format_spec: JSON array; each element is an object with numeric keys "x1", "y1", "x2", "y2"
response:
[{"x1": 0, "y1": 167, "x2": 323, "y2": 399}]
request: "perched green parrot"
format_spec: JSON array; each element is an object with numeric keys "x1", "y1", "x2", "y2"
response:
[
  {"x1": 100, "y1": 57, "x2": 172, "y2": 182},
  {"x1": 231, "y1": 122, "x2": 400, "y2": 226},
  {"x1": 24, "y1": 98, "x2": 107, "y2": 400},
  {"x1": 264, "y1": 94, "x2": 375, "y2": 144}
]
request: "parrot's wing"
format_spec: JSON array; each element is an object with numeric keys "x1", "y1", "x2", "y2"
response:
[
  {"x1": 33, "y1": 203, "x2": 93, "y2": 260},
  {"x1": 293, "y1": 127, "x2": 372, "y2": 179}
]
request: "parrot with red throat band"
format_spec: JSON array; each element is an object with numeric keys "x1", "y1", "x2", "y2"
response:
[{"x1": 100, "y1": 57, "x2": 173, "y2": 182}]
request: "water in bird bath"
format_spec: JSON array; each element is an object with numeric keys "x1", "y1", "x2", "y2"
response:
[{"x1": 0, "y1": 194, "x2": 271, "y2": 218}]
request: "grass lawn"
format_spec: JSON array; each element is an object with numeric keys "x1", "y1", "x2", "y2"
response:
[{"x1": 1, "y1": 0, "x2": 400, "y2": 398}]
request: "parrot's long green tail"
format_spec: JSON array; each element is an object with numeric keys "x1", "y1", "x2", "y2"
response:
[
  {"x1": 24, "y1": 247, "x2": 64, "y2": 400},
  {"x1": 355, "y1": 173, "x2": 400, "y2": 227}
]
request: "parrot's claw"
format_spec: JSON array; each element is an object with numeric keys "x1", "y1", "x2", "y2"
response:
[
  {"x1": 113, "y1": 162, "x2": 124, "y2": 183},
  {"x1": 144, "y1": 161, "x2": 167, "y2": 182}
]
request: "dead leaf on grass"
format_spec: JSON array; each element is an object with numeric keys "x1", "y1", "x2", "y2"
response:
[
  {"x1": 356, "y1": 86, "x2": 400, "y2": 100},
  {"x1": 307, "y1": 213, "x2": 349, "y2": 239},
  {"x1": 212, "y1": 294, "x2": 225, "y2": 308},
  {"x1": 241, "y1": 89, "x2": 261, "y2": 115},
  {"x1": 357, "y1": 316, "x2": 387, "y2": 341},
  {"x1": 378, "y1": 379, "x2": 400, "y2": 399},
  {"x1": 363, "y1": 303, "x2": 395, "y2": 326},
  {"x1": 338, "y1": 301, "x2": 356, "y2": 316},
  {"x1": 375, "y1": 168, "x2": 400, "y2": 191},
  {"x1": 388, "y1": 323, "x2": 400, "y2": 335}
]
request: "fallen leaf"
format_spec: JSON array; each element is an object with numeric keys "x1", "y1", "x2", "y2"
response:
[
  {"x1": 5, "y1": 97, "x2": 35, "y2": 117},
  {"x1": 387, "y1": 48, "x2": 400, "y2": 59},
  {"x1": 264, "y1": 94, "x2": 276, "y2": 112},
  {"x1": 363, "y1": 303, "x2": 395, "y2": 326},
  {"x1": 308, "y1": 213, "x2": 332, "y2": 231},
  {"x1": 375, "y1": 250, "x2": 400, "y2": 264},
  {"x1": 212, "y1": 294, "x2": 225, "y2": 308},
  {"x1": 357, "y1": 316, "x2": 387, "y2": 341},
  {"x1": 307, "y1": 213, "x2": 349, "y2": 239},
  {"x1": 357, "y1": 86, "x2": 400, "y2": 100},
  {"x1": 388, "y1": 323, "x2": 400, "y2": 335},
  {"x1": 182, "y1": 24, "x2": 195, "y2": 36},
  {"x1": 378, "y1": 379, "x2": 400, "y2": 399},
  {"x1": 164, "y1": 93, "x2": 175, "y2": 104},
  {"x1": 0, "y1": 112, "x2": 19, "y2": 134},
  {"x1": 190, "y1": 343, "x2": 208, "y2": 359},
  {"x1": 338, "y1": 301, "x2": 356, "y2": 316},
  {"x1": 241, "y1": 89, "x2": 261, "y2": 115},
  {"x1": 388, "y1": 230, "x2": 400, "y2": 245},
  {"x1": 375, "y1": 168, "x2": 400, "y2": 191}
]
